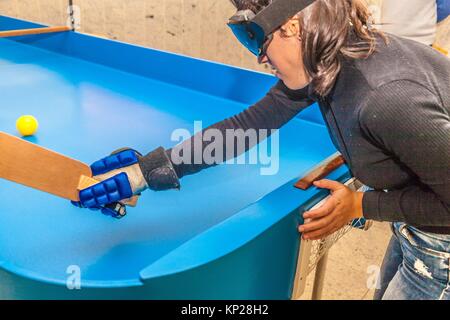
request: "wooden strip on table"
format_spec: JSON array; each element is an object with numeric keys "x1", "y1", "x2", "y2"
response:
[
  {"x1": 0, "y1": 26, "x2": 71, "y2": 38},
  {"x1": 294, "y1": 153, "x2": 346, "y2": 190}
]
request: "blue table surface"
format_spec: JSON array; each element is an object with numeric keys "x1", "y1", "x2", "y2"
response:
[{"x1": 0, "y1": 38, "x2": 337, "y2": 284}]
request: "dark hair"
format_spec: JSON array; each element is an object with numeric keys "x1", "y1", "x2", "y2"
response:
[{"x1": 230, "y1": 0, "x2": 386, "y2": 96}]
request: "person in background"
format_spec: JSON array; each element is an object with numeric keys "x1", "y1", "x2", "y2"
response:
[
  {"x1": 438, "y1": 0, "x2": 450, "y2": 22},
  {"x1": 377, "y1": 0, "x2": 450, "y2": 46}
]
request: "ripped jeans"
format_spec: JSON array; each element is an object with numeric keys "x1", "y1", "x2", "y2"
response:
[{"x1": 374, "y1": 222, "x2": 450, "y2": 300}]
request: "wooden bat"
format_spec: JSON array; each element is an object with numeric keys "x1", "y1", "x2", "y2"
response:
[{"x1": 0, "y1": 132, "x2": 137, "y2": 206}]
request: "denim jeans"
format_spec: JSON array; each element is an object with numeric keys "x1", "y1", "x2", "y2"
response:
[{"x1": 374, "y1": 222, "x2": 450, "y2": 300}]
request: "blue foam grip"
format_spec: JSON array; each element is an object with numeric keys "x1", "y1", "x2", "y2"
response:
[
  {"x1": 70, "y1": 200, "x2": 102, "y2": 211},
  {"x1": 79, "y1": 172, "x2": 133, "y2": 208},
  {"x1": 90, "y1": 150, "x2": 139, "y2": 176},
  {"x1": 101, "y1": 203, "x2": 127, "y2": 219},
  {"x1": 71, "y1": 200, "x2": 127, "y2": 219}
]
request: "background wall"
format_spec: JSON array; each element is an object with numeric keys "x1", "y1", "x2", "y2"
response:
[
  {"x1": 0, "y1": 0, "x2": 267, "y2": 72},
  {"x1": 0, "y1": 0, "x2": 448, "y2": 73}
]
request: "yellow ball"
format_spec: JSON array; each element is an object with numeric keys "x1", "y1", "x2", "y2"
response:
[{"x1": 16, "y1": 115, "x2": 39, "y2": 136}]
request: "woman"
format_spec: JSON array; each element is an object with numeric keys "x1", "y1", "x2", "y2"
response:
[{"x1": 76, "y1": 0, "x2": 450, "y2": 300}]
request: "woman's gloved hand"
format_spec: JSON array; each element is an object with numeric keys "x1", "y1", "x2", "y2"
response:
[{"x1": 72, "y1": 147, "x2": 180, "y2": 218}]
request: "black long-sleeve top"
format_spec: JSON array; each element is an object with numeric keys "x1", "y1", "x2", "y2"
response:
[{"x1": 143, "y1": 34, "x2": 450, "y2": 231}]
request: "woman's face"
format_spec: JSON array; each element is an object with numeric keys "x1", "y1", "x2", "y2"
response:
[{"x1": 259, "y1": 19, "x2": 310, "y2": 90}]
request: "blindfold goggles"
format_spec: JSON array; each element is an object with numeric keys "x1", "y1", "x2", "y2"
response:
[{"x1": 227, "y1": 0, "x2": 316, "y2": 59}]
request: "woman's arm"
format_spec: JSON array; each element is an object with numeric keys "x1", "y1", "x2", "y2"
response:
[
  {"x1": 74, "y1": 81, "x2": 314, "y2": 213},
  {"x1": 168, "y1": 81, "x2": 315, "y2": 179},
  {"x1": 360, "y1": 80, "x2": 450, "y2": 226}
]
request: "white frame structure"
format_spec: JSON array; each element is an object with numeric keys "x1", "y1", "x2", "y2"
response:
[{"x1": 291, "y1": 178, "x2": 372, "y2": 300}]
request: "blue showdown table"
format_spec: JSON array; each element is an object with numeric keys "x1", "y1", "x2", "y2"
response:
[{"x1": 0, "y1": 16, "x2": 350, "y2": 299}]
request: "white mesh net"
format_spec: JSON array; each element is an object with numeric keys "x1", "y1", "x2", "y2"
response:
[{"x1": 304, "y1": 181, "x2": 373, "y2": 275}]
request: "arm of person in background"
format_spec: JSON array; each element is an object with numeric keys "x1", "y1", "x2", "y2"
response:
[
  {"x1": 437, "y1": 0, "x2": 450, "y2": 22},
  {"x1": 75, "y1": 81, "x2": 315, "y2": 214},
  {"x1": 360, "y1": 80, "x2": 450, "y2": 226}
]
